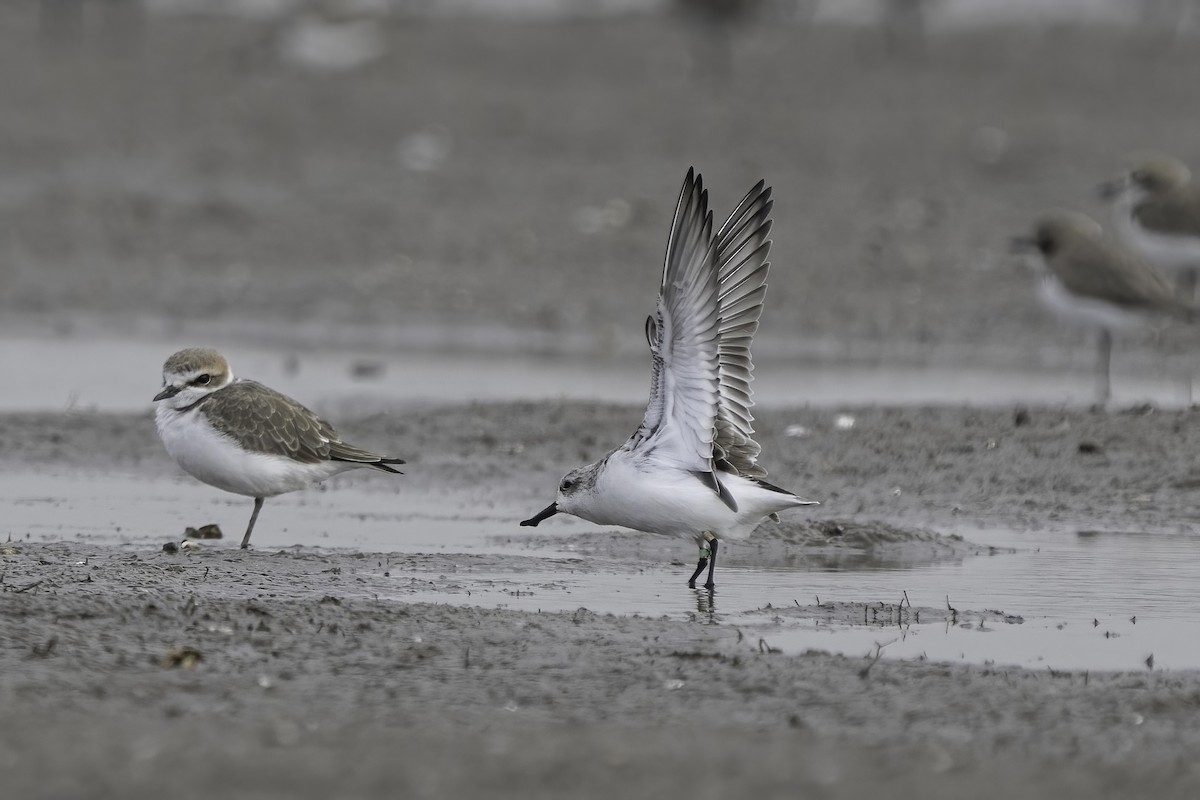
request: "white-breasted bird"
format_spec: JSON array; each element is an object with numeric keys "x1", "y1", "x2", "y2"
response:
[
  {"x1": 521, "y1": 169, "x2": 817, "y2": 589},
  {"x1": 153, "y1": 348, "x2": 404, "y2": 548},
  {"x1": 1015, "y1": 210, "x2": 1196, "y2": 404},
  {"x1": 1100, "y1": 153, "x2": 1200, "y2": 298}
]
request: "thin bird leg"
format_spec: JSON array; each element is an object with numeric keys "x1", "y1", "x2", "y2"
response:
[
  {"x1": 1177, "y1": 268, "x2": 1198, "y2": 302},
  {"x1": 687, "y1": 534, "x2": 712, "y2": 588},
  {"x1": 241, "y1": 497, "x2": 265, "y2": 549},
  {"x1": 1096, "y1": 328, "x2": 1112, "y2": 405},
  {"x1": 704, "y1": 535, "x2": 719, "y2": 590}
]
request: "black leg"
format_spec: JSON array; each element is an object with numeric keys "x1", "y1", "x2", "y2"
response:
[
  {"x1": 241, "y1": 497, "x2": 264, "y2": 549},
  {"x1": 1096, "y1": 328, "x2": 1112, "y2": 405},
  {"x1": 687, "y1": 533, "x2": 718, "y2": 588},
  {"x1": 1177, "y1": 268, "x2": 1198, "y2": 302},
  {"x1": 704, "y1": 538, "x2": 719, "y2": 590},
  {"x1": 687, "y1": 554, "x2": 709, "y2": 589}
]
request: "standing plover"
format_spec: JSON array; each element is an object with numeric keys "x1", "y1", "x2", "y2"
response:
[
  {"x1": 1015, "y1": 210, "x2": 1195, "y2": 403},
  {"x1": 153, "y1": 348, "x2": 404, "y2": 548},
  {"x1": 1100, "y1": 153, "x2": 1200, "y2": 298},
  {"x1": 521, "y1": 169, "x2": 817, "y2": 589}
]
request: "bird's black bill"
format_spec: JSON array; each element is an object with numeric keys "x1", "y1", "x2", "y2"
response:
[
  {"x1": 1009, "y1": 235, "x2": 1037, "y2": 254},
  {"x1": 520, "y1": 503, "x2": 559, "y2": 527},
  {"x1": 1097, "y1": 179, "x2": 1125, "y2": 201},
  {"x1": 153, "y1": 385, "x2": 180, "y2": 402}
]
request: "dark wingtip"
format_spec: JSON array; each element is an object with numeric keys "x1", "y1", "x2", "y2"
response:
[
  {"x1": 691, "y1": 470, "x2": 738, "y2": 512},
  {"x1": 372, "y1": 458, "x2": 405, "y2": 475}
]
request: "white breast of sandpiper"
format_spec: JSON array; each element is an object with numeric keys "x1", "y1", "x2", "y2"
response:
[
  {"x1": 155, "y1": 404, "x2": 349, "y2": 498},
  {"x1": 577, "y1": 453, "x2": 803, "y2": 542}
]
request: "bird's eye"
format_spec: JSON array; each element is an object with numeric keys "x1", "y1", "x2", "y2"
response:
[
  {"x1": 195, "y1": 374, "x2": 212, "y2": 386},
  {"x1": 559, "y1": 477, "x2": 575, "y2": 492}
]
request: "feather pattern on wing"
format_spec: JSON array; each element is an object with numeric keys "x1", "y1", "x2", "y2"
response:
[
  {"x1": 1134, "y1": 188, "x2": 1200, "y2": 238},
  {"x1": 625, "y1": 168, "x2": 723, "y2": 480},
  {"x1": 200, "y1": 381, "x2": 399, "y2": 467},
  {"x1": 711, "y1": 179, "x2": 773, "y2": 478},
  {"x1": 1051, "y1": 232, "x2": 1193, "y2": 318}
]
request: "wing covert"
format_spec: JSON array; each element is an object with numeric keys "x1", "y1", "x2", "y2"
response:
[{"x1": 204, "y1": 381, "x2": 338, "y2": 464}]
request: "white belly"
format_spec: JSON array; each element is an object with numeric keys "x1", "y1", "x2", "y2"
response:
[
  {"x1": 578, "y1": 455, "x2": 811, "y2": 541},
  {"x1": 1036, "y1": 275, "x2": 1147, "y2": 332},
  {"x1": 155, "y1": 405, "x2": 350, "y2": 497},
  {"x1": 1112, "y1": 206, "x2": 1200, "y2": 273}
]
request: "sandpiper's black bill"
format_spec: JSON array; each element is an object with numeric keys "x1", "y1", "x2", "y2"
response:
[
  {"x1": 153, "y1": 385, "x2": 180, "y2": 402},
  {"x1": 520, "y1": 503, "x2": 558, "y2": 527}
]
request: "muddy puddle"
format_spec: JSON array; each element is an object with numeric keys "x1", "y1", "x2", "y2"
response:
[{"x1": 8, "y1": 465, "x2": 1200, "y2": 673}]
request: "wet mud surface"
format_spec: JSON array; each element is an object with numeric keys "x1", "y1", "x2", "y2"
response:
[
  {"x1": 6, "y1": 7, "x2": 1200, "y2": 797},
  {"x1": 4, "y1": 402, "x2": 1200, "y2": 797}
]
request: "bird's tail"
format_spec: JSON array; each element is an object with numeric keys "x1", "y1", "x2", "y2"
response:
[
  {"x1": 329, "y1": 441, "x2": 406, "y2": 474},
  {"x1": 371, "y1": 457, "x2": 406, "y2": 475}
]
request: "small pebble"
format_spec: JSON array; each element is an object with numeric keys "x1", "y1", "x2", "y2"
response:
[{"x1": 162, "y1": 542, "x2": 179, "y2": 555}]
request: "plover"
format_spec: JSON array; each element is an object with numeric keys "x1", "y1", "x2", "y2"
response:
[
  {"x1": 521, "y1": 169, "x2": 817, "y2": 590},
  {"x1": 1100, "y1": 153, "x2": 1200, "y2": 298},
  {"x1": 153, "y1": 347, "x2": 404, "y2": 549},
  {"x1": 1015, "y1": 210, "x2": 1196, "y2": 403}
]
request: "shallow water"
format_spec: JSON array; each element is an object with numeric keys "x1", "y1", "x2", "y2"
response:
[
  {"x1": 8, "y1": 467, "x2": 1200, "y2": 672},
  {"x1": 393, "y1": 527, "x2": 1200, "y2": 673},
  {"x1": 2, "y1": 330, "x2": 1195, "y2": 412}
]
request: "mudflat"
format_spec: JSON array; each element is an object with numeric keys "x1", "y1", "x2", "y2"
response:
[
  {"x1": 5, "y1": 7, "x2": 1200, "y2": 798},
  {"x1": 4, "y1": 402, "x2": 1200, "y2": 798}
]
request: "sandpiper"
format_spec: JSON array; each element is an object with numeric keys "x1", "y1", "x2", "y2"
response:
[
  {"x1": 153, "y1": 348, "x2": 404, "y2": 548},
  {"x1": 521, "y1": 169, "x2": 817, "y2": 589}
]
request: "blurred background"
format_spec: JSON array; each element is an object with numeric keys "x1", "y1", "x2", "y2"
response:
[{"x1": 5, "y1": 0, "x2": 1200, "y2": 410}]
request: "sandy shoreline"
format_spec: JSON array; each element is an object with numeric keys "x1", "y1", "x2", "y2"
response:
[
  {"x1": 6, "y1": 8, "x2": 1200, "y2": 796},
  {"x1": 4, "y1": 402, "x2": 1200, "y2": 796},
  {"x1": 3, "y1": 541, "x2": 1200, "y2": 798}
]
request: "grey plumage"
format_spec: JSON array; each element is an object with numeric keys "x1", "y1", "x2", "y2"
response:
[
  {"x1": 625, "y1": 168, "x2": 776, "y2": 495},
  {"x1": 1033, "y1": 212, "x2": 1194, "y2": 319},
  {"x1": 712, "y1": 178, "x2": 772, "y2": 479},
  {"x1": 198, "y1": 380, "x2": 402, "y2": 471}
]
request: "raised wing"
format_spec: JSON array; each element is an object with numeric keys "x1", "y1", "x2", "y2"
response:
[
  {"x1": 712, "y1": 179, "x2": 773, "y2": 478},
  {"x1": 625, "y1": 169, "x2": 727, "y2": 502}
]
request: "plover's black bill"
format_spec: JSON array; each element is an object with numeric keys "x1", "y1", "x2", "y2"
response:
[
  {"x1": 1097, "y1": 178, "x2": 1126, "y2": 201},
  {"x1": 520, "y1": 503, "x2": 558, "y2": 527},
  {"x1": 1010, "y1": 235, "x2": 1038, "y2": 254}
]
